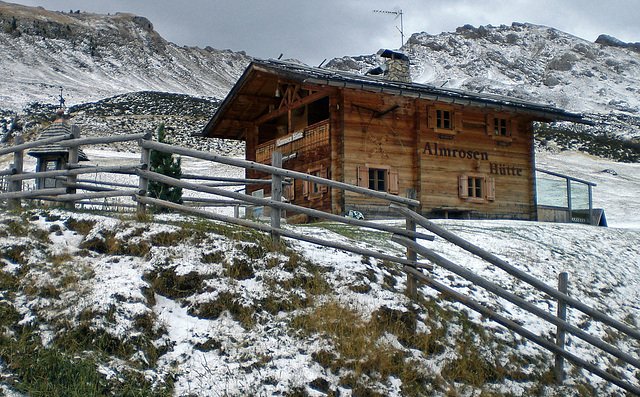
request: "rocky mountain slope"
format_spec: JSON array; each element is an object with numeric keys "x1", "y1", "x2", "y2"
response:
[
  {"x1": 328, "y1": 23, "x2": 640, "y2": 140},
  {"x1": 0, "y1": 1, "x2": 250, "y2": 111}
]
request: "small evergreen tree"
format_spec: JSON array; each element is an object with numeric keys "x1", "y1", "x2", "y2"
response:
[{"x1": 148, "y1": 124, "x2": 182, "y2": 207}]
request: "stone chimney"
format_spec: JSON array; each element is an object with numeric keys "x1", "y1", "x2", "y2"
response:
[{"x1": 378, "y1": 49, "x2": 411, "y2": 83}]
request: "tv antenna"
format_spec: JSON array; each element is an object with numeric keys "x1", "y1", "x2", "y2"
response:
[{"x1": 373, "y1": 8, "x2": 404, "y2": 48}]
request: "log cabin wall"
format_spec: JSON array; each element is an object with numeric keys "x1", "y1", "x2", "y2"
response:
[
  {"x1": 416, "y1": 104, "x2": 536, "y2": 220},
  {"x1": 339, "y1": 88, "x2": 537, "y2": 220},
  {"x1": 202, "y1": 60, "x2": 584, "y2": 221},
  {"x1": 246, "y1": 90, "x2": 336, "y2": 215},
  {"x1": 341, "y1": 89, "x2": 417, "y2": 217}
]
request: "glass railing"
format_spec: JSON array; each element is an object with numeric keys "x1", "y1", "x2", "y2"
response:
[{"x1": 536, "y1": 168, "x2": 596, "y2": 224}]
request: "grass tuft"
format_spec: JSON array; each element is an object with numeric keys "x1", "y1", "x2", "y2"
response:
[
  {"x1": 146, "y1": 268, "x2": 211, "y2": 299},
  {"x1": 64, "y1": 218, "x2": 96, "y2": 235},
  {"x1": 291, "y1": 301, "x2": 428, "y2": 395}
]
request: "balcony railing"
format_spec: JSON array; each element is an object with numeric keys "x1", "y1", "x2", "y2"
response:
[
  {"x1": 535, "y1": 168, "x2": 603, "y2": 225},
  {"x1": 256, "y1": 120, "x2": 329, "y2": 164}
]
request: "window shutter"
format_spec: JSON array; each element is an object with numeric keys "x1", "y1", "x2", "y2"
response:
[
  {"x1": 427, "y1": 106, "x2": 437, "y2": 129},
  {"x1": 357, "y1": 166, "x2": 369, "y2": 188},
  {"x1": 388, "y1": 169, "x2": 399, "y2": 194},
  {"x1": 486, "y1": 114, "x2": 495, "y2": 135},
  {"x1": 508, "y1": 119, "x2": 518, "y2": 137},
  {"x1": 454, "y1": 111, "x2": 463, "y2": 133},
  {"x1": 286, "y1": 181, "x2": 295, "y2": 201},
  {"x1": 303, "y1": 171, "x2": 310, "y2": 198},
  {"x1": 486, "y1": 177, "x2": 496, "y2": 201},
  {"x1": 320, "y1": 165, "x2": 328, "y2": 192},
  {"x1": 458, "y1": 174, "x2": 469, "y2": 198}
]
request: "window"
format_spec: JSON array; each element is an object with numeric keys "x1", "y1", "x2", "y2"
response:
[
  {"x1": 486, "y1": 114, "x2": 515, "y2": 144},
  {"x1": 303, "y1": 165, "x2": 327, "y2": 199},
  {"x1": 459, "y1": 173, "x2": 495, "y2": 202},
  {"x1": 357, "y1": 165, "x2": 399, "y2": 195},
  {"x1": 494, "y1": 117, "x2": 508, "y2": 136},
  {"x1": 369, "y1": 168, "x2": 387, "y2": 191},
  {"x1": 436, "y1": 109, "x2": 451, "y2": 130},
  {"x1": 311, "y1": 169, "x2": 323, "y2": 195},
  {"x1": 468, "y1": 176, "x2": 483, "y2": 198},
  {"x1": 428, "y1": 105, "x2": 461, "y2": 138}
]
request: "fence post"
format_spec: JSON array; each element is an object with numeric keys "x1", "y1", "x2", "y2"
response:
[
  {"x1": 555, "y1": 272, "x2": 568, "y2": 384},
  {"x1": 566, "y1": 179, "x2": 572, "y2": 221},
  {"x1": 587, "y1": 184, "x2": 594, "y2": 225},
  {"x1": 271, "y1": 151, "x2": 282, "y2": 246},
  {"x1": 406, "y1": 188, "x2": 418, "y2": 299},
  {"x1": 65, "y1": 125, "x2": 80, "y2": 210},
  {"x1": 8, "y1": 136, "x2": 24, "y2": 209},
  {"x1": 137, "y1": 133, "x2": 151, "y2": 215}
]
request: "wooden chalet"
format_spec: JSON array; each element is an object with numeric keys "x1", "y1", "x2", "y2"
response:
[{"x1": 200, "y1": 54, "x2": 585, "y2": 220}]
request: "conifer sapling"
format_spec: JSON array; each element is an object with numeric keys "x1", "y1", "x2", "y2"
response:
[{"x1": 148, "y1": 124, "x2": 182, "y2": 207}]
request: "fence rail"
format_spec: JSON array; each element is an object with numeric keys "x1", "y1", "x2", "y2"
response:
[{"x1": 1, "y1": 131, "x2": 638, "y2": 395}]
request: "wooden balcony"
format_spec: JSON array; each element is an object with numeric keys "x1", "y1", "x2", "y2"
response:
[{"x1": 256, "y1": 120, "x2": 330, "y2": 164}]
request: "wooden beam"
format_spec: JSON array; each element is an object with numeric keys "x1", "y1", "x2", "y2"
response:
[
  {"x1": 218, "y1": 119, "x2": 254, "y2": 129},
  {"x1": 252, "y1": 89, "x2": 332, "y2": 126},
  {"x1": 237, "y1": 94, "x2": 280, "y2": 106},
  {"x1": 352, "y1": 103, "x2": 399, "y2": 118},
  {"x1": 135, "y1": 168, "x2": 431, "y2": 241},
  {"x1": 390, "y1": 203, "x2": 640, "y2": 341}
]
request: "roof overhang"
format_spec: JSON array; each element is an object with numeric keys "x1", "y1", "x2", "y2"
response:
[{"x1": 198, "y1": 59, "x2": 590, "y2": 140}]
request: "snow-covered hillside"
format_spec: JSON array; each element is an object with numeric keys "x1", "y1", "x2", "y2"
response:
[
  {"x1": 0, "y1": 148, "x2": 639, "y2": 396},
  {"x1": 1, "y1": 2, "x2": 640, "y2": 396},
  {"x1": 408, "y1": 24, "x2": 640, "y2": 116}
]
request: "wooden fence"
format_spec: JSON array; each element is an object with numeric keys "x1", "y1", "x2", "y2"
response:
[{"x1": 0, "y1": 133, "x2": 639, "y2": 394}]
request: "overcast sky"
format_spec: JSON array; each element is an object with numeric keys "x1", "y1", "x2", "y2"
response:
[{"x1": 9, "y1": 0, "x2": 640, "y2": 66}]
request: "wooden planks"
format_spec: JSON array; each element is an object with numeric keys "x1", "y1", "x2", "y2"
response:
[{"x1": 243, "y1": 81, "x2": 539, "y2": 220}]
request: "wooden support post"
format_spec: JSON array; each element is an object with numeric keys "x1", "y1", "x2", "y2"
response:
[
  {"x1": 588, "y1": 185, "x2": 594, "y2": 225},
  {"x1": 406, "y1": 188, "x2": 418, "y2": 299},
  {"x1": 8, "y1": 136, "x2": 24, "y2": 209},
  {"x1": 555, "y1": 272, "x2": 568, "y2": 384},
  {"x1": 137, "y1": 133, "x2": 151, "y2": 215},
  {"x1": 65, "y1": 125, "x2": 80, "y2": 210},
  {"x1": 566, "y1": 179, "x2": 572, "y2": 221},
  {"x1": 271, "y1": 151, "x2": 282, "y2": 247}
]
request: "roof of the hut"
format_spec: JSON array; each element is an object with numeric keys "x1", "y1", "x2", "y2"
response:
[{"x1": 200, "y1": 58, "x2": 590, "y2": 140}]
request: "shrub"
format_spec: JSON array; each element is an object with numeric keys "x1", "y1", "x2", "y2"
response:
[{"x1": 148, "y1": 123, "x2": 183, "y2": 208}]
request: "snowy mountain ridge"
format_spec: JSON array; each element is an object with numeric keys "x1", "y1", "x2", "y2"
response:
[
  {"x1": 0, "y1": 1, "x2": 250, "y2": 111},
  {"x1": 329, "y1": 23, "x2": 640, "y2": 139}
]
